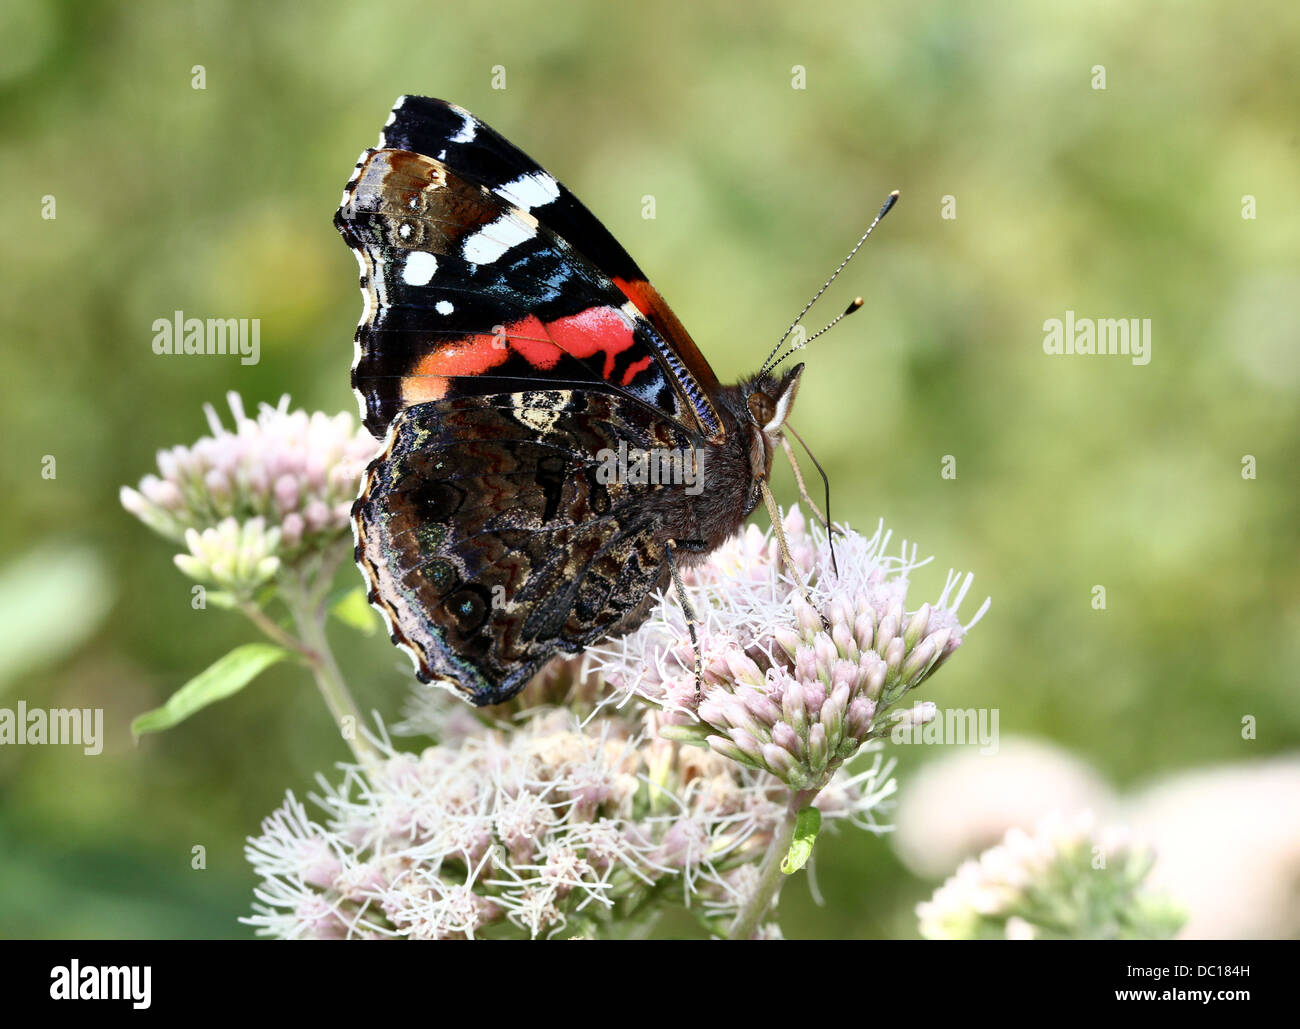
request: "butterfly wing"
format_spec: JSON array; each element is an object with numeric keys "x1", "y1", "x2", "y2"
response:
[
  {"x1": 377, "y1": 95, "x2": 724, "y2": 422},
  {"x1": 337, "y1": 98, "x2": 725, "y2": 444},
  {"x1": 337, "y1": 97, "x2": 735, "y2": 704},
  {"x1": 355, "y1": 389, "x2": 691, "y2": 705}
]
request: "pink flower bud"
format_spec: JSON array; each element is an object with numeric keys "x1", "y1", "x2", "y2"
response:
[
  {"x1": 874, "y1": 609, "x2": 900, "y2": 654},
  {"x1": 770, "y1": 720, "x2": 802, "y2": 756},
  {"x1": 204, "y1": 468, "x2": 230, "y2": 500},
  {"x1": 728, "y1": 727, "x2": 765, "y2": 764},
  {"x1": 832, "y1": 620, "x2": 856, "y2": 659},
  {"x1": 281, "y1": 512, "x2": 304, "y2": 549},
  {"x1": 900, "y1": 637, "x2": 937, "y2": 685},
  {"x1": 726, "y1": 651, "x2": 765, "y2": 687},
  {"x1": 781, "y1": 681, "x2": 808, "y2": 734},
  {"x1": 274, "y1": 473, "x2": 300, "y2": 513},
  {"x1": 885, "y1": 636, "x2": 906, "y2": 678},
  {"x1": 808, "y1": 722, "x2": 828, "y2": 771},
  {"x1": 802, "y1": 680, "x2": 827, "y2": 720},
  {"x1": 304, "y1": 499, "x2": 330, "y2": 532},
  {"x1": 903, "y1": 604, "x2": 931, "y2": 649},
  {"x1": 845, "y1": 696, "x2": 876, "y2": 738},
  {"x1": 761, "y1": 743, "x2": 803, "y2": 786}
]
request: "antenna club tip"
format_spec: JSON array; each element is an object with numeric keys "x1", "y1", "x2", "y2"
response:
[
  {"x1": 845, "y1": 296, "x2": 865, "y2": 314},
  {"x1": 889, "y1": 189, "x2": 900, "y2": 197}
]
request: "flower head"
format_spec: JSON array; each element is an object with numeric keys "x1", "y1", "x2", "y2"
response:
[
  {"x1": 891, "y1": 737, "x2": 1116, "y2": 878},
  {"x1": 916, "y1": 810, "x2": 1184, "y2": 940},
  {"x1": 588, "y1": 508, "x2": 988, "y2": 792},
  {"x1": 172, "y1": 516, "x2": 282, "y2": 596},
  {"x1": 244, "y1": 697, "x2": 897, "y2": 940},
  {"x1": 121, "y1": 392, "x2": 377, "y2": 560}
]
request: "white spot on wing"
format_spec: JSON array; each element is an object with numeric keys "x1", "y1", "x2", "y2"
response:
[
  {"x1": 449, "y1": 109, "x2": 476, "y2": 143},
  {"x1": 379, "y1": 96, "x2": 408, "y2": 145},
  {"x1": 435, "y1": 300, "x2": 454, "y2": 315},
  {"x1": 494, "y1": 171, "x2": 560, "y2": 211},
  {"x1": 462, "y1": 213, "x2": 535, "y2": 264},
  {"x1": 401, "y1": 251, "x2": 438, "y2": 286}
]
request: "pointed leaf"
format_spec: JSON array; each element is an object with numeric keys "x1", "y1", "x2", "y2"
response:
[
  {"x1": 131, "y1": 643, "x2": 292, "y2": 738},
  {"x1": 781, "y1": 805, "x2": 822, "y2": 875}
]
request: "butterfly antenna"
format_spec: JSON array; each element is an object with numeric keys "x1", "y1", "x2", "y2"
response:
[
  {"x1": 766, "y1": 297, "x2": 864, "y2": 370},
  {"x1": 758, "y1": 189, "x2": 900, "y2": 378}
]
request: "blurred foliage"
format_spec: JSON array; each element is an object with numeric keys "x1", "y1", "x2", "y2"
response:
[{"x1": 1, "y1": 0, "x2": 1297, "y2": 939}]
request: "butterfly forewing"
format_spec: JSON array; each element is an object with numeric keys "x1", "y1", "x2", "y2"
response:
[
  {"x1": 338, "y1": 99, "x2": 723, "y2": 442},
  {"x1": 379, "y1": 95, "x2": 726, "y2": 417}
]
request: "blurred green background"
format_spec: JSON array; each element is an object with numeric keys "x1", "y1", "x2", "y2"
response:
[{"x1": 2, "y1": 0, "x2": 1297, "y2": 938}]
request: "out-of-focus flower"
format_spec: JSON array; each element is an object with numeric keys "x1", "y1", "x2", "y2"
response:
[
  {"x1": 587, "y1": 508, "x2": 988, "y2": 792},
  {"x1": 244, "y1": 698, "x2": 898, "y2": 940},
  {"x1": 892, "y1": 737, "x2": 1117, "y2": 878},
  {"x1": 916, "y1": 810, "x2": 1184, "y2": 940},
  {"x1": 172, "y1": 516, "x2": 281, "y2": 596},
  {"x1": 122, "y1": 395, "x2": 382, "y2": 759},
  {"x1": 120, "y1": 392, "x2": 376, "y2": 559},
  {"x1": 1126, "y1": 757, "x2": 1300, "y2": 939}
]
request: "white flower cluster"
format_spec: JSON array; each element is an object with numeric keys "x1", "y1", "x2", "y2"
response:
[
  {"x1": 917, "y1": 810, "x2": 1184, "y2": 940},
  {"x1": 588, "y1": 509, "x2": 988, "y2": 792},
  {"x1": 121, "y1": 393, "x2": 377, "y2": 564},
  {"x1": 244, "y1": 698, "x2": 896, "y2": 940}
]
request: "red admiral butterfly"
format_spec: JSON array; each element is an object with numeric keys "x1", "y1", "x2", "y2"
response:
[{"x1": 337, "y1": 96, "x2": 896, "y2": 706}]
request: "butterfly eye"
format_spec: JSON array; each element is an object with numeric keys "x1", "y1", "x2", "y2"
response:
[{"x1": 747, "y1": 391, "x2": 776, "y2": 426}]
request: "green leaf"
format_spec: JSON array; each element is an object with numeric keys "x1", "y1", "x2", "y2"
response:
[
  {"x1": 330, "y1": 586, "x2": 380, "y2": 636},
  {"x1": 781, "y1": 805, "x2": 822, "y2": 875},
  {"x1": 131, "y1": 643, "x2": 292, "y2": 739},
  {"x1": 657, "y1": 722, "x2": 715, "y2": 745}
]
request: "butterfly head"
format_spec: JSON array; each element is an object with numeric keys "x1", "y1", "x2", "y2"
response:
[{"x1": 743, "y1": 362, "x2": 803, "y2": 483}]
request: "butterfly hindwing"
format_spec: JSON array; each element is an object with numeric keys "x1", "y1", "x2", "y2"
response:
[{"x1": 354, "y1": 389, "x2": 691, "y2": 704}]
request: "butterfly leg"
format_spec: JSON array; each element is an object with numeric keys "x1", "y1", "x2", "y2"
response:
[
  {"x1": 781, "y1": 424, "x2": 839, "y2": 579},
  {"x1": 760, "y1": 480, "x2": 830, "y2": 631},
  {"x1": 779, "y1": 434, "x2": 829, "y2": 528},
  {"x1": 665, "y1": 538, "x2": 705, "y2": 705}
]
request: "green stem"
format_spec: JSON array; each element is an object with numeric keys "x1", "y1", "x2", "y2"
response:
[
  {"x1": 295, "y1": 605, "x2": 380, "y2": 769},
  {"x1": 271, "y1": 564, "x2": 382, "y2": 771},
  {"x1": 727, "y1": 788, "x2": 815, "y2": 940},
  {"x1": 240, "y1": 602, "x2": 314, "y2": 660}
]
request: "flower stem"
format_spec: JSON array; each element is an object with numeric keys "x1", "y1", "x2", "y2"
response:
[
  {"x1": 728, "y1": 788, "x2": 815, "y2": 940},
  {"x1": 266, "y1": 565, "x2": 382, "y2": 771},
  {"x1": 240, "y1": 602, "x2": 315, "y2": 660},
  {"x1": 292, "y1": 603, "x2": 381, "y2": 770}
]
